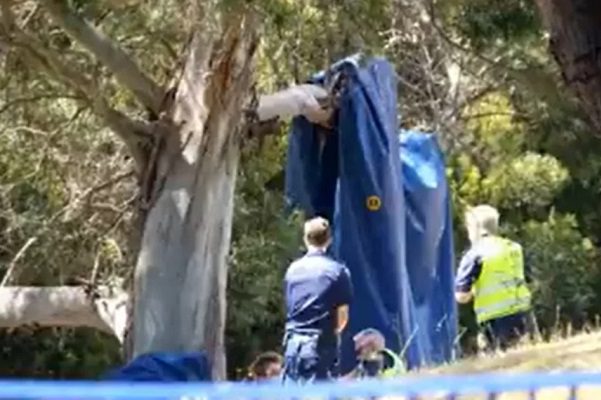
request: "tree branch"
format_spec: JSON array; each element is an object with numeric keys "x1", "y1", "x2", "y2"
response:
[
  {"x1": 3, "y1": 21, "x2": 151, "y2": 170},
  {"x1": 0, "y1": 286, "x2": 128, "y2": 342},
  {"x1": 9, "y1": 30, "x2": 96, "y2": 96},
  {"x1": 41, "y1": 0, "x2": 164, "y2": 113},
  {"x1": 0, "y1": 94, "x2": 81, "y2": 115},
  {"x1": 1, "y1": 237, "x2": 37, "y2": 287},
  {"x1": 93, "y1": 99, "x2": 151, "y2": 171},
  {"x1": 254, "y1": 84, "x2": 330, "y2": 123}
]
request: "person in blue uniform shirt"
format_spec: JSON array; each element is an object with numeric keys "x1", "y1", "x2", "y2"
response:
[
  {"x1": 282, "y1": 217, "x2": 353, "y2": 384},
  {"x1": 455, "y1": 204, "x2": 533, "y2": 352}
]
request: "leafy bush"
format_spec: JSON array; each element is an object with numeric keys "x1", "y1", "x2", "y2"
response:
[
  {"x1": 517, "y1": 213, "x2": 600, "y2": 332},
  {"x1": 484, "y1": 152, "x2": 569, "y2": 210}
]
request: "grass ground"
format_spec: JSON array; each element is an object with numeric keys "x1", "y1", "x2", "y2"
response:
[
  {"x1": 433, "y1": 330, "x2": 601, "y2": 374},
  {"x1": 399, "y1": 331, "x2": 601, "y2": 399}
]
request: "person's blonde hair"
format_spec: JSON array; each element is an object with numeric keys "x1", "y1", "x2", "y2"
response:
[
  {"x1": 465, "y1": 204, "x2": 499, "y2": 238},
  {"x1": 303, "y1": 217, "x2": 331, "y2": 247}
]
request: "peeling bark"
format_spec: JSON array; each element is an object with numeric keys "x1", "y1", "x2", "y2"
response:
[
  {"x1": 132, "y1": 8, "x2": 259, "y2": 380},
  {"x1": 2, "y1": 2, "x2": 332, "y2": 377},
  {"x1": 0, "y1": 286, "x2": 128, "y2": 342},
  {"x1": 535, "y1": 0, "x2": 601, "y2": 132}
]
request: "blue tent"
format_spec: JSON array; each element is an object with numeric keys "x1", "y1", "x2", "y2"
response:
[
  {"x1": 284, "y1": 56, "x2": 457, "y2": 371},
  {"x1": 103, "y1": 352, "x2": 211, "y2": 382}
]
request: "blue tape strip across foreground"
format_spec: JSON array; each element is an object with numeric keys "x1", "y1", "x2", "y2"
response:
[{"x1": 1, "y1": 372, "x2": 601, "y2": 399}]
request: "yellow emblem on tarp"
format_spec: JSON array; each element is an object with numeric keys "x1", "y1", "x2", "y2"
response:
[{"x1": 366, "y1": 195, "x2": 381, "y2": 211}]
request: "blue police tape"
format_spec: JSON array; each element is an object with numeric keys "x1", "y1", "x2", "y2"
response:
[{"x1": 1, "y1": 372, "x2": 601, "y2": 399}]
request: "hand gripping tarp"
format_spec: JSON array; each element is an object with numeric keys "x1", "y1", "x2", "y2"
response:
[
  {"x1": 284, "y1": 56, "x2": 457, "y2": 371},
  {"x1": 102, "y1": 352, "x2": 212, "y2": 382}
]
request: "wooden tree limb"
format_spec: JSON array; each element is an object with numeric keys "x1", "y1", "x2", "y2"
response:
[
  {"x1": 93, "y1": 99, "x2": 152, "y2": 171},
  {"x1": 9, "y1": 32, "x2": 93, "y2": 95},
  {"x1": 255, "y1": 84, "x2": 330, "y2": 124},
  {"x1": 22, "y1": 43, "x2": 150, "y2": 168},
  {"x1": 1, "y1": 237, "x2": 37, "y2": 287},
  {"x1": 1, "y1": 18, "x2": 151, "y2": 169},
  {"x1": 40, "y1": 0, "x2": 165, "y2": 114},
  {"x1": 0, "y1": 286, "x2": 129, "y2": 343},
  {"x1": 0, "y1": 94, "x2": 82, "y2": 115}
]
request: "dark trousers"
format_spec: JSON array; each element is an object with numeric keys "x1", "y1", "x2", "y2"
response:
[
  {"x1": 480, "y1": 312, "x2": 528, "y2": 352},
  {"x1": 282, "y1": 332, "x2": 337, "y2": 384}
]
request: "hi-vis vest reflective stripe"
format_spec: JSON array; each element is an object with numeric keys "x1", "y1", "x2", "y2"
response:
[
  {"x1": 473, "y1": 236, "x2": 532, "y2": 324},
  {"x1": 380, "y1": 349, "x2": 405, "y2": 378}
]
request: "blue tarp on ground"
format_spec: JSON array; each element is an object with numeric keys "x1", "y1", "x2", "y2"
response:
[
  {"x1": 103, "y1": 352, "x2": 212, "y2": 382},
  {"x1": 284, "y1": 56, "x2": 457, "y2": 372}
]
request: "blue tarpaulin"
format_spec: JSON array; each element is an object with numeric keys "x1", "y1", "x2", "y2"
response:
[
  {"x1": 400, "y1": 130, "x2": 457, "y2": 365},
  {"x1": 103, "y1": 352, "x2": 211, "y2": 382},
  {"x1": 284, "y1": 56, "x2": 457, "y2": 372}
]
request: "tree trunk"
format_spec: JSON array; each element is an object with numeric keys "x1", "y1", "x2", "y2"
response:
[
  {"x1": 132, "y1": 10, "x2": 259, "y2": 380},
  {"x1": 0, "y1": 286, "x2": 128, "y2": 341},
  {"x1": 535, "y1": 0, "x2": 601, "y2": 131}
]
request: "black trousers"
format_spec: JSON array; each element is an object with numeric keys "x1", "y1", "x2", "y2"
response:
[{"x1": 480, "y1": 312, "x2": 528, "y2": 352}]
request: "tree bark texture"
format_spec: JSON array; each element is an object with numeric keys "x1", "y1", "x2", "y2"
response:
[
  {"x1": 0, "y1": 286, "x2": 128, "y2": 341},
  {"x1": 535, "y1": 0, "x2": 601, "y2": 132},
  {"x1": 4, "y1": 1, "x2": 328, "y2": 378},
  {"x1": 132, "y1": 10, "x2": 259, "y2": 380}
]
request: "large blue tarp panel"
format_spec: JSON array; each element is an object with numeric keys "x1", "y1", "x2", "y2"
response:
[
  {"x1": 332, "y1": 59, "x2": 419, "y2": 372},
  {"x1": 285, "y1": 56, "x2": 457, "y2": 371},
  {"x1": 103, "y1": 352, "x2": 211, "y2": 382},
  {"x1": 400, "y1": 130, "x2": 457, "y2": 365}
]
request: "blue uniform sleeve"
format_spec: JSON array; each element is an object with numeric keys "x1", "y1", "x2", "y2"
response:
[
  {"x1": 333, "y1": 265, "x2": 353, "y2": 306},
  {"x1": 454, "y1": 249, "x2": 482, "y2": 292}
]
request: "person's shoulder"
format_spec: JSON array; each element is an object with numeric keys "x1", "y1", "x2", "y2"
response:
[
  {"x1": 461, "y1": 246, "x2": 482, "y2": 262},
  {"x1": 328, "y1": 258, "x2": 350, "y2": 277},
  {"x1": 499, "y1": 236, "x2": 523, "y2": 251},
  {"x1": 285, "y1": 257, "x2": 304, "y2": 276},
  {"x1": 289, "y1": 256, "x2": 304, "y2": 266},
  {"x1": 508, "y1": 237, "x2": 523, "y2": 248}
]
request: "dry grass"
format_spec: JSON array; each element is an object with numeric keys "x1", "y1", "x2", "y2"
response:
[
  {"x1": 399, "y1": 331, "x2": 601, "y2": 399},
  {"x1": 431, "y1": 330, "x2": 601, "y2": 374}
]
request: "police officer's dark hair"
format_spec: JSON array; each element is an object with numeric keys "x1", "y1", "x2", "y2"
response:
[
  {"x1": 304, "y1": 217, "x2": 331, "y2": 247},
  {"x1": 247, "y1": 351, "x2": 282, "y2": 379}
]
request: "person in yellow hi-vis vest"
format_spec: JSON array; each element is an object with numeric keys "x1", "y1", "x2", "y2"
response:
[
  {"x1": 341, "y1": 328, "x2": 405, "y2": 379},
  {"x1": 455, "y1": 204, "x2": 532, "y2": 352}
]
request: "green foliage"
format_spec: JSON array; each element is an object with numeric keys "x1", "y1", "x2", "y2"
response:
[
  {"x1": 519, "y1": 214, "x2": 600, "y2": 331},
  {"x1": 450, "y1": 0, "x2": 540, "y2": 50},
  {"x1": 484, "y1": 152, "x2": 569, "y2": 211},
  {"x1": 2, "y1": 0, "x2": 601, "y2": 379},
  {"x1": 0, "y1": 329, "x2": 121, "y2": 378},
  {"x1": 449, "y1": 85, "x2": 599, "y2": 344},
  {"x1": 226, "y1": 135, "x2": 303, "y2": 378}
]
